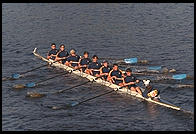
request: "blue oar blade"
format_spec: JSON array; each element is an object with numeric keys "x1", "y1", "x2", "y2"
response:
[
  {"x1": 71, "y1": 101, "x2": 79, "y2": 107},
  {"x1": 172, "y1": 74, "x2": 187, "y2": 80},
  {"x1": 12, "y1": 74, "x2": 20, "y2": 79},
  {"x1": 124, "y1": 58, "x2": 138, "y2": 64},
  {"x1": 25, "y1": 82, "x2": 36, "y2": 88},
  {"x1": 148, "y1": 66, "x2": 162, "y2": 70}
]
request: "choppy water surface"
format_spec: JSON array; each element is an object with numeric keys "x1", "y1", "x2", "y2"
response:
[{"x1": 2, "y1": 3, "x2": 194, "y2": 131}]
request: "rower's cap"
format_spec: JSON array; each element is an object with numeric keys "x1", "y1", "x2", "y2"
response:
[
  {"x1": 70, "y1": 49, "x2": 76, "y2": 54},
  {"x1": 126, "y1": 68, "x2": 132, "y2": 72}
]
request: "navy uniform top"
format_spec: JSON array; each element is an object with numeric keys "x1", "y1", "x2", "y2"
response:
[
  {"x1": 57, "y1": 50, "x2": 69, "y2": 58},
  {"x1": 88, "y1": 62, "x2": 101, "y2": 76},
  {"x1": 110, "y1": 70, "x2": 122, "y2": 78},
  {"x1": 124, "y1": 75, "x2": 136, "y2": 83},
  {"x1": 101, "y1": 66, "x2": 111, "y2": 73},
  {"x1": 100, "y1": 66, "x2": 111, "y2": 80},
  {"x1": 79, "y1": 58, "x2": 91, "y2": 72},
  {"x1": 110, "y1": 70, "x2": 123, "y2": 85},
  {"x1": 124, "y1": 75, "x2": 137, "y2": 88},
  {"x1": 48, "y1": 49, "x2": 58, "y2": 60},
  {"x1": 67, "y1": 55, "x2": 80, "y2": 67},
  {"x1": 88, "y1": 62, "x2": 102, "y2": 70},
  {"x1": 57, "y1": 50, "x2": 69, "y2": 64},
  {"x1": 80, "y1": 58, "x2": 91, "y2": 65}
]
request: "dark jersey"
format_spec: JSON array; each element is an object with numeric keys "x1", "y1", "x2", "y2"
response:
[
  {"x1": 111, "y1": 70, "x2": 122, "y2": 78},
  {"x1": 67, "y1": 55, "x2": 80, "y2": 67},
  {"x1": 48, "y1": 49, "x2": 58, "y2": 60},
  {"x1": 124, "y1": 75, "x2": 136, "y2": 83},
  {"x1": 57, "y1": 50, "x2": 69, "y2": 64},
  {"x1": 100, "y1": 66, "x2": 111, "y2": 80},
  {"x1": 101, "y1": 66, "x2": 111, "y2": 73},
  {"x1": 88, "y1": 62, "x2": 102, "y2": 76},
  {"x1": 124, "y1": 75, "x2": 137, "y2": 88},
  {"x1": 110, "y1": 70, "x2": 123, "y2": 85},
  {"x1": 79, "y1": 58, "x2": 91, "y2": 72},
  {"x1": 80, "y1": 58, "x2": 91, "y2": 65}
]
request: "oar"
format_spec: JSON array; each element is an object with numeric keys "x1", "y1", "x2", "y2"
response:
[
  {"x1": 56, "y1": 80, "x2": 92, "y2": 94},
  {"x1": 13, "y1": 71, "x2": 70, "y2": 89},
  {"x1": 160, "y1": 74, "x2": 191, "y2": 80},
  {"x1": 26, "y1": 77, "x2": 101, "y2": 97},
  {"x1": 132, "y1": 66, "x2": 176, "y2": 73},
  {"x1": 27, "y1": 80, "x2": 92, "y2": 97},
  {"x1": 156, "y1": 83, "x2": 194, "y2": 88},
  {"x1": 136, "y1": 72, "x2": 190, "y2": 80},
  {"x1": 123, "y1": 58, "x2": 148, "y2": 64},
  {"x1": 2, "y1": 60, "x2": 58, "y2": 81},
  {"x1": 99, "y1": 57, "x2": 148, "y2": 64},
  {"x1": 50, "y1": 89, "x2": 116, "y2": 110},
  {"x1": 119, "y1": 82, "x2": 146, "y2": 93}
]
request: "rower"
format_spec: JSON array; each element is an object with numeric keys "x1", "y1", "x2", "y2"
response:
[
  {"x1": 78, "y1": 51, "x2": 91, "y2": 72},
  {"x1": 122, "y1": 68, "x2": 143, "y2": 96},
  {"x1": 107, "y1": 63, "x2": 124, "y2": 86},
  {"x1": 55, "y1": 44, "x2": 69, "y2": 64},
  {"x1": 99, "y1": 60, "x2": 111, "y2": 80},
  {"x1": 65, "y1": 49, "x2": 80, "y2": 69},
  {"x1": 143, "y1": 80, "x2": 160, "y2": 101},
  {"x1": 85, "y1": 55, "x2": 102, "y2": 77},
  {"x1": 47, "y1": 43, "x2": 58, "y2": 60}
]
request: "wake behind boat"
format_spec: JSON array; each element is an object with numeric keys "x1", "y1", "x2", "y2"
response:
[{"x1": 33, "y1": 48, "x2": 184, "y2": 111}]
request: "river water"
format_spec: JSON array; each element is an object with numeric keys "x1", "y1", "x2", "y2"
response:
[{"x1": 2, "y1": 3, "x2": 194, "y2": 131}]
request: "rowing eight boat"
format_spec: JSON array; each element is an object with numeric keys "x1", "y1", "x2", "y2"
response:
[{"x1": 33, "y1": 48, "x2": 182, "y2": 111}]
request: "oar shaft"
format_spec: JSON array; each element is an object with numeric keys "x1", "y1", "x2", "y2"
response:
[
  {"x1": 57, "y1": 80, "x2": 91, "y2": 93},
  {"x1": 20, "y1": 60, "x2": 58, "y2": 75},
  {"x1": 36, "y1": 72, "x2": 69, "y2": 85},
  {"x1": 75, "y1": 90, "x2": 115, "y2": 106},
  {"x1": 20, "y1": 64, "x2": 48, "y2": 75}
]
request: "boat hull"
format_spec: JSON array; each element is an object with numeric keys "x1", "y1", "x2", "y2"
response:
[{"x1": 33, "y1": 48, "x2": 181, "y2": 111}]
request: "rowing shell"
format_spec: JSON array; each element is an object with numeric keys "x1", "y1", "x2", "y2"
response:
[{"x1": 33, "y1": 48, "x2": 181, "y2": 111}]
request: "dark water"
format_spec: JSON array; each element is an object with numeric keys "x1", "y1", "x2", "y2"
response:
[{"x1": 2, "y1": 3, "x2": 194, "y2": 131}]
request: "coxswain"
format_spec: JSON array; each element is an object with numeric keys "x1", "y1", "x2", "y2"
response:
[
  {"x1": 107, "y1": 63, "x2": 124, "y2": 86},
  {"x1": 99, "y1": 60, "x2": 111, "y2": 80},
  {"x1": 55, "y1": 44, "x2": 69, "y2": 64},
  {"x1": 121, "y1": 68, "x2": 143, "y2": 96},
  {"x1": 78, "y1": 51, "x2": 91, "y2": 72},
  {"x1": 85, "y1": 55, "x2": 102, "y2": 77},
  {"x1": 47, "y1": 43, "x2": 58, "y2": 60},
  {"x1": 143, "y1": 80, "x2": 160, "y2": 101},
  {"x1": 65, "y1": 49, "x2": 80, "y2": 69}
]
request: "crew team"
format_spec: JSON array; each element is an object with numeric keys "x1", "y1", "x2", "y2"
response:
[{"x1": 47, "y1": 43, "x2": 143, "y2": 96}]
